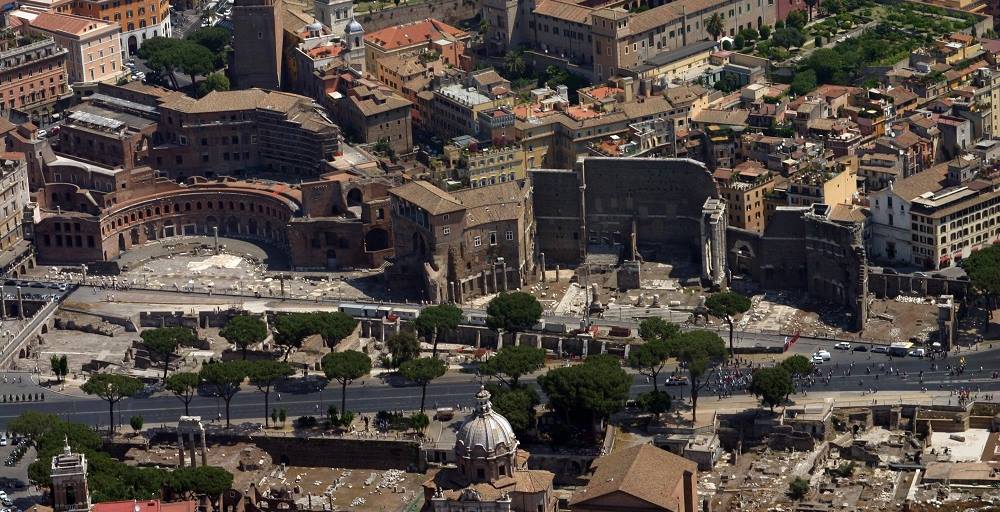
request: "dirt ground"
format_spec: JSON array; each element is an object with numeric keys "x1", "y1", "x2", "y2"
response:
[
  {"x1": 125, "y1": 441, "x2": 422, "y2": 510},
  {"x1": 738, "y1": 292, "x2": 943, "y2": 343}
]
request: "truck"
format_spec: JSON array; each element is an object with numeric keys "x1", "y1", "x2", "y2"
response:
[{"x1": 888, "y1": 341, "x2": 914, "y2": 357}]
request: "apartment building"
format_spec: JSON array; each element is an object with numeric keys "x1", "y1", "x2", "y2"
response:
[
  {"x1": 716, "y1": 162, "x2": 774, "y2": 232},
  {"x1": 869, "y1": 155, "x2": 999, "y2": 269},
  {"x1": 429, "y1": 83, "x2": 514, "y2": 140},
  {"x1": 786, "y1": 160, "x2": 858, "y2": 208},
  {"x1": 482, "y1": 0, "x2": 776, "y2": 81},
  {"x1": 387, "y1": 180, "x2": 534, "y2": 303},
  {"x1": 335, "y1": 81, "x2": 413, "y2": 155},
  {"x1": 443, "y1": 138, "x2": 527, "y2": 188},
  {"x1": 363, "y1": 18, "x2": 470, "y2": 76},
  {"x1": 150, "y1": 88, "x2": 340, "y2": 179},
  {"x1": 57, "y1": 93, "x2": 158, "y2": 171},
  {"x1": 0, "y1": 32, "x2": 71, "y2": 119},
  {"x1": 69, "y1": 0, "x2": 170, "y2": 54},
  {"x1": 0, "y1": 153, "x2": 30, "y2": 256},
  {"x1": 13, "y1": 12, "x2": 121, "y2": 84}
]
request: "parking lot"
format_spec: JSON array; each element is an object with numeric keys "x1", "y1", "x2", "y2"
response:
[{"x1": 0, "y1": 439, "x2": 42, "y2": 512}]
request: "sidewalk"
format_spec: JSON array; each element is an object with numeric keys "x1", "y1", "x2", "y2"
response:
[{"x1": 674, "y1": 389, "x2": 957, "y2": 426}]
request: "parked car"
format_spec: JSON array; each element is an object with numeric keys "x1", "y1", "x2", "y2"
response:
[
  {"x1": 853, "y1": 345, "x2": 868, "y2": 352},
  {"x1": 35, "y1": 129, "x2": 47, "y2": 139},
  {"x1": 909, "y1": 348, "x2": 927, "y2": 358},
  {"x1": 834, "y1": 342, "x2": 852, "y2": 350},
  {"x1": 870, "y1": 346, "x2": 888, "y2": 354}
]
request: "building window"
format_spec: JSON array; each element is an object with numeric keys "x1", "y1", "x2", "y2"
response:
[
  {"x1": 506, "y1": 230, "x2": 514, "y2": 241},
  {"x1": 443, "y1": 226, "x2": 450, "y2": 235},
  {"x1": 474, "y1": 236, "x2": 482, "y2": 247}
]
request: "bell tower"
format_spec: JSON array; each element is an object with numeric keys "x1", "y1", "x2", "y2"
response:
[{"x1": 51, "y1": 437, "x2": 90, "y2": 512}]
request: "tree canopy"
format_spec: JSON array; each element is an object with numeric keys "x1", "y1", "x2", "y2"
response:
[
  {"x1": 415, "y1": 304, "x2": 463, "y2": 356},
  {"x1": 386, "y1": 331, "x2": 420, "y2": 368},
  {"x1": 538, "y1": 355, "x2": 631, "y2": 429},
  {"x1": 80, "y1": 373, "x2": 143, "y2": 433},
  {"x1": 314, "y1": 311, "x2": 358, "y2": 350},
  {"x1": 670, "y1": 330, "x2": 727, "y2": 422},
  {"x1": 486, "y1": 292, "x2": 543, "y2": 332},
  {"x1": 141, "y1": 327, "x2": 196, "y2": 378},
  {"x1": 165, "y1": 371, "x2": 200, "y2": 416},
  {"x1": 138, "y1": 37, "x2": 216, "y2": 89},
  {"x1": 638, "y1": 317, "x2": 680, "y2": 343},
  {"x1": 962, "y1": 245, "x2": 1000, "y2": 306},
  {"x1": 272, "y1": 313, "x2": 317, "y2": 360},
  {"x1": 247, "y1": 360, "x2": 292, "y2": 428},
  {"x1": 487, "y1": 384, "x2": 539, "y2": 434},
  {"x1": 197, "y1": 73, "x2": 230, "y2": 97},
  {"x1": 219, "y1": 314, "x2": 268, "y2": 360},
  {"x1": 480, "y1": 345, "x2": 545, "y2": 387},
  {"x1": 165, "y1": 465, "x2": 233, "y2": 502},
  {"x1": 705, "y1": 292, "x2": 752, "y2": 319},
  {"x1": 780, "y1": 354, "x2": 815, "y2": 378},
  {"x1": 399, "y1": 357, "x2": 447, "y2": 411},
  {"x1": 749, "y1": 367, "x2": 794, "y2": 411},
  {"x1": 628, "y1": 338, "x2": 672, "y2": 392},
  {"x1": 322, "y1": 350, "x2": 372, "y2": 414},
  {"x1": 199, "y1": 360, "x2": 248, "y2": 427}
]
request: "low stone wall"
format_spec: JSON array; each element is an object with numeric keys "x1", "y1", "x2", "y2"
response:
[{"x1": 357, "y1": 0, "x2": 476, "y2": 32}]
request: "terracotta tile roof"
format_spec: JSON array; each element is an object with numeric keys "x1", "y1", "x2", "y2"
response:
[
  {"x1": 570, "y1": 444, "x2": 697, "y2": 512},
  {"x1": 390, "y1": 180, "x2": 465, "y2": 215},
  {"x1": 534, "y1": 0, "x2": 591, "y2": 24},
  {"x1": 94, "y1": 501, "x2": 198, "y2": 512},
  {"x1": 348, "y1": 85, "x2": 412, "y2": 116},
  {"x1": 28, "y1": 12, "x2": 115, "y2": 36},
  {"x1": 889, "y1": 162, "x2": 949, "y2": 201},
  {"x1": 692, "y1": 108, "x2": 749, "y2": 126},
  {"x1": 364, "y1": 18, "x2": 468, "y2": 51}
]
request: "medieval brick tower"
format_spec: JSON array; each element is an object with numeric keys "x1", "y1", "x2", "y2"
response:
[
  {"x1": 51, "y1": 437, "x2": 90, "y2": 512},
  {"x1": 231, "y1": 0, "x2": 283, "y2": 90}
]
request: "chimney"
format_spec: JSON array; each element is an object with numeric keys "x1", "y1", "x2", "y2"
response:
[{"x1": 622, "y1": 76, "x2": 634, "y2": 103}]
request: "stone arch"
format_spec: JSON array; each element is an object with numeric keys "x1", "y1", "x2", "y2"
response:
[
  {"x1": 248, "y1": 218, "x2": 258, "y2": 236},
  {"x1": 226, "y1": 217, "x2": 239, "y2": 235},
  {"x1": 118, "y1": 232, "x2": 126, "y2": 251},
  {"x1": 365, "y1": 228, "x2": 390, "y2": 252},
  {"x1": 347, "y1": 188, "x2": 363, "y2": 207},
  {"x1": 130, "y1": 228, "x2": 140, "y2": 245}
]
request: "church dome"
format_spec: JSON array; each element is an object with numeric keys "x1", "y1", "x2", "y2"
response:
[
  {"x1": 455, "y1": 387, "x2": 518, "y2": 459},
  {"x1": 346, "y1": 18, "x2": 363, "y2": 34}
]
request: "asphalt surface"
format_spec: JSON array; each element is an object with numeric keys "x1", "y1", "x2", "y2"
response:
[{"x1": 0, "y1": 343, "x2": 996, "y2": 430}]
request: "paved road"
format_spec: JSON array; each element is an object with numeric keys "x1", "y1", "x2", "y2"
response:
[{"x1": 0, "y1": 343, "x2": 996, "y2": 430}]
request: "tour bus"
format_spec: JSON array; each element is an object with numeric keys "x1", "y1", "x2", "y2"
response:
[{"x1": 888, "y1": 341, "x2": 914, "y2": 357}]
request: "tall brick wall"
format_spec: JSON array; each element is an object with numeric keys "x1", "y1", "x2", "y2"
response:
[{"x1": 531, "y1": 169, "x2": 581, "y2": 264}]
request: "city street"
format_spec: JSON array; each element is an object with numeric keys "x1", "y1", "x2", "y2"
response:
[{"x1": 0, "y1": 342, "x2": 995, "y2": 430}]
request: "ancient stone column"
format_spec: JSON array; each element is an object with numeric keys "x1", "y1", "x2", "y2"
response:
[
  {"x1": 177, "y1": 432, "x2": 186, "y2": 467},
  {"x1": 539, "y1": 253, "x2": 546, "y2": 283},
  {"x1": 475, "y1": 330, "x2": 481, "y2": 349},
  {"x1": 501, "y1": 261, "x2": 508, "y2": 291},
  {"x1": 199, "y1": 427, "x2": 208, "y2": 466},
  {"x1": 188, "y1": 432, "x2": 197, "y2": 468},
  {"x1": 557, "y1": 338, "x2": 563, "y2": 358}
]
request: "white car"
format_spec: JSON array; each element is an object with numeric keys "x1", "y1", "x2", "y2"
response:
[
  {"x1": 909, "y1": 348, "x2": 927, "y2": 358},
  {"x1": 816, "y1": 350, "x2": 832, "y2": 361},
  {"x1": 834, "y1": 342, "x2": 852, "y2": 350},
  {"x1": 812, "y1": 354, "x2": 825, "y2": 364},
  {"x1": 35, "y1": 129, "x2": 46, "y2": 139}
]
